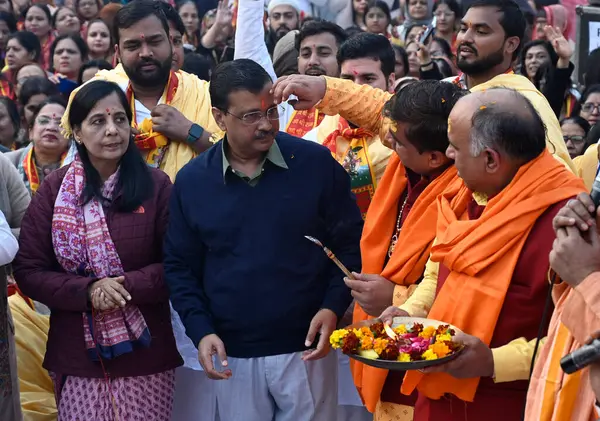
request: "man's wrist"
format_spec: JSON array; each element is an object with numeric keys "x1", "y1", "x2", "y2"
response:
[{"x1": 186, "y1": 123, "x2": 204, "y2": 144}]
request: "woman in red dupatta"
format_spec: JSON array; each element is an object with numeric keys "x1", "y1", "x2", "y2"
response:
[{"x1": 13, "y1": 80, "x2": 182, "y2": 421}]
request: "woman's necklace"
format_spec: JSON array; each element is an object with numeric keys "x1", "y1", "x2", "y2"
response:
[{"x1": 387, "y1": 194, "x2": 410, "y2": 258}]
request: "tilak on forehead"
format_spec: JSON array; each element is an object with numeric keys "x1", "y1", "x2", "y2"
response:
[{"x1": 106, "y1": 108, "x2": 111, "y2": 115}]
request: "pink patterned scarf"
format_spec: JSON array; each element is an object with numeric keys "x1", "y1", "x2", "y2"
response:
[{"x1": 52, "y1": 156, "x2": 150, "y2": 361}]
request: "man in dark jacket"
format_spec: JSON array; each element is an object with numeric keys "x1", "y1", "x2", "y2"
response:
[{"x1": 165, "y1": 58, "x2": 363, "y2": 421}]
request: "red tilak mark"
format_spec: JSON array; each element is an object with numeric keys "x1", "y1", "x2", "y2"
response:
[
  {"x1": 352, "y1": 70, "x2": 358, "y2": 75},
  {"x1": 261, "y1": 98, "x2": 266, "y2": 109},
  {"x1": 140, "y1": 33, "x2": 145, "y2": 39},
  {"x1": 52, "y1": 113, "x2": 56, "y2": 118},
  {"x1": 106, "y1": 108, "x2": 111, "y2": 115}
]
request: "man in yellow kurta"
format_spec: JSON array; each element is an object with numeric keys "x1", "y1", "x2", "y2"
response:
[
  {"x1": 446, "y1": 0, "x2": 574, "y2": 172},
  {"x1": 63, "y1": 0, "x2": 221, "y2": 181}
]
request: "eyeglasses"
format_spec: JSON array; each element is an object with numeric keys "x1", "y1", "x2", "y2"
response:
[
  {"x1": 225, "y1": 105, "x2": 283, "y2": 125},
  {"x1": 563, "y1": 135, "x2": 585, "y2": 144},
  {"x1": 433, "y1": 11, "x2": 455, "y2": 18},
  {"x1": 582, "y1": 103, "x2": 600, "y2": 113},
  {"x1": 35, "y1": 116, "x2": 61, "y2": 127}
]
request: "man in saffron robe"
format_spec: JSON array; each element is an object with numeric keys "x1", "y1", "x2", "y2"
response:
[
  {"x1": 448, "y1": 0, "x2": 574, "y2": 171},
  {"x1": 522, "y1": 192, "x2": 600, "y2": 421},
  {"x1": 63, "y1": 0, "x2": 221, "y2": 180},
  {"x1": 377, "y1": 88, "x2": 585, "y2": 421}
]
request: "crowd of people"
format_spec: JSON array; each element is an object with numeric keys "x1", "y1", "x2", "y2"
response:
[{"x1": 0, "y1": 0, "x2": 600, "y2": 420}]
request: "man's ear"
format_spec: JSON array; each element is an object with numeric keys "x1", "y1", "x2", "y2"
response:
[{"x1": 212, "y1": 107, "x2": 227, "y2": 132}]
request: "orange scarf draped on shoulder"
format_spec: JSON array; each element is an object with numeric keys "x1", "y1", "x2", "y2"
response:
[
  {"x1": 351, "y1": 153, "x2": 460, "y2": 411},
  {"x1": 401, "y1": 150, "x2": 586, "y2": 402}
]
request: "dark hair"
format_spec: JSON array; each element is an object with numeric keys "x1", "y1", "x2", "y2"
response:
[
  {"x1": 68, "y1": 80, "x2": 153, "y2": 212},
  {"x1": 24, "y1": 4, "x2": 52, "y2": 27},
  {"x1": 114, "y1": 0, "x2": 170, "y2": 46},
  {"x1": 470, "y1": 88, "x2": 546, "y2": 161},
  {"x1": 363, "y1": 1, "x2": 392, "y2": 26},
  {"x1": 0, "y1": 11, "x2": 17, "y2": 33},
  {"x1": 0, "y1": 96, "x2": 20, "y2": 136},
  {"x1": 158, "y1": 1, "x2": 185, "y2": 36},
  {"x1": 345, "y1": 26, "x2": 364, "y2": 38},
  {"x1": 585, "y1": 47, "x2": 600, "y2": 89},
  {"x1": 49, "y1": 34, "x2": 88, "y2": 72},
  {"x1": 467, "y1": 0, "x2": 526, "y2": 59},
  {"x1": 433, "y1": 58, "x2": 454, "y2": 78},
  {"x1": 75, "y1": 0, "x2": 100, "y2": 18},
  {"x1": 78, "y1": 59, "x2": 112, "y2": 84},
  {"x1": 18, "y1": 76, "x2": 58, "y2": 107},
  {"x1": 573, "y1": 84, "x2": 600, "y2": 117},
  {"x1": 7, "y1": 31, "x2": 41, "y2": 63},
  {"x1": 52, "y1": 6, "x2": 77, "y2": 29},
  {"x1": 209, "y1": 59, "x2": 272, "y2": 110},
  {"x1": 383, "y1": 80, "x2": 466, "y2": 153},
  {"x1": 561, "y1": 115, "x2": 591, "y2": 138},
  {"x1": 518, "y1": 40, "x2": 558, "y2": 78},
  {"x1": 337, "y1": 32, "x2": 395, "y2": 80},
  {"x1": 181, "y1": 53, "x2": 211, "y2": 81},
  {"x1": 295, "y1": 19, "x2": 347, "y2": 51},
  {"x1": 431, "y1": 37, "x2": 454, "y2": 59},
  {"x1": 392, "y1": 45, "x2": 409, "y2": 77},
  {"x1": 433, "y1": 0, "x2": 461, "y2": 19},
  {"x1": 30, "y1": 95, "x2": 67, "y2": 128}
]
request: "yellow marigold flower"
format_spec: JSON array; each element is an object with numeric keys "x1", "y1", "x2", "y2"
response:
[
  {"x1": 397, "y1": 353, "x2": 411, "y2": 362},
  {"x1": 430, "y1": 342, "x2": 451, "y2": 358},
  {"x1": 329, "y1": 329, "x2": 349, "y2": 349},
  {"x1": 354, "y1": 326, "x2": 373, "y2": 340},
  {"x1": 420, "y1": 326, "x2": 436, "y2": 339},
  {"x1": 422, "y1": 349, "x2": 438, "y2": 360},
  {"x1": 373, "y1": 338, "x2": 389, "y2": 355},
  {"x1": 393, "y1": 324, "x2": 407, "y2": 335},
  {"x1": 436, "y1": 333, "x2": 452, "y2": 343}
]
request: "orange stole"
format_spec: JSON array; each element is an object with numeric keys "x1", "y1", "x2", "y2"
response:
[
  {"x1": 23, "y1": 147, "x2": 67, "y2": 194},
  {"x1": 126, "y1": 71, "x2": 179, "y2": 167},
  {"x1": 352, "y1": 155, "x2": 460, "y2": 412},
  {"x1": 401, "y1": 150, "x2": 585, "y2": 402},
  {"x1": 285, "y1": 108, "x2": 325, "y2": 138},
  {"x1": 323, "y1": 118, "x2": 377, "y2": 218}
]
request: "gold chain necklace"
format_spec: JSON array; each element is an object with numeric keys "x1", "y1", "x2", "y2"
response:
[{"x1": 387, "y1": 194, "x2": 410, "y2": 258}]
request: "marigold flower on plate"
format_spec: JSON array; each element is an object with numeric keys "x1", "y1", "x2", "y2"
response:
[
  {"x1": 419, "y1": 325, "x2": 436, "y2": 339},
  {"x1": 373, "y1": 338, "x2": 389, "y2": 355},
  {"x1": 430, "y1": 342, "x2": 451, "y2": 358},
  {"x1": 436, "y1": 333, "x2": 452, "y2": 343},
  {"x1": 393, "y1": 324, "x2": 407, "y2": 335},
  {"x1": 422, "y1": 349, "x2": 438, "y2": 360},
  {"x1": 330, "y1": 329, "x2": 349, "y2": 348},
  {"x1": 397, "y1": 353, "x2": 411, "y2": 362}
]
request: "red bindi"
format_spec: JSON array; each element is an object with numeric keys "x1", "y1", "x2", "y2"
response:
[
  {"x1": 106, "y1": 108, "x2": 111, "y2": 115},
  {"x1": 140, "y1": 33, "x2": 145, "y2": 39}
]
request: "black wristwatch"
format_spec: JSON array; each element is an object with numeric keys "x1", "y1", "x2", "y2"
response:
[{"x1": 186, "y1": 123, "x2": 204, "y2": 144}]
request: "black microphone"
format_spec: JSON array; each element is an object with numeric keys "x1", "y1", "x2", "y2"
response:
[
  {"x1": 561, "y1": 339, "x2": 600, "y2": 374},
  {"x1": 560, "y1": 172, "x2": 600, "y2": 375},
  {"x1": 590, "y1": 169, "x2": 600, "y2": 208}
]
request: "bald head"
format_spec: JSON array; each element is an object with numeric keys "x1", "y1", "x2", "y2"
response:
[{"x1": 450, "y1": 87, "x2": 546, "y2": 161}]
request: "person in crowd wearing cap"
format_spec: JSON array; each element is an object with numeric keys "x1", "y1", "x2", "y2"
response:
[
  {"x1": 273, "y1": 29, "x2": 300, "y2": 77},
  {"x1": 234, "y1": 0, "x2": 347, "y2": 137},
  {"x1": 266, "y1": 0, "x2": 301, "y2": 55}
]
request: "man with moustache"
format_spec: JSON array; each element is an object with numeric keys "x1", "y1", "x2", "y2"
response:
[
  {"x1": 449, "y1": 0, "x2": 574, "y2": 171},
  {"x1": 164, "y1": 58, "x2": 363, "y2": 421},
  {"x1": 266, "y1": 0, "x2": 301, "y2": 55},
  {"x1": 65, "y1": 0, "x2": 220, "y2": 180}
]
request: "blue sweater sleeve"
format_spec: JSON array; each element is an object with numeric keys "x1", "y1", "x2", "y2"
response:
[
  {"x1": 164, "y1": 178, "x2": 214, "y2": 347},
  {"x1": 320, "y1": 156, "x2": 363, "y2": 319}
]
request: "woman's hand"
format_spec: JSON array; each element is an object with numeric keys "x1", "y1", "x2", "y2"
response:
[
  {"x1": 544, "y1": 25, "x2": 572, "y2": 68},
  {"x1": 88, "y1": 276, "x2": 131, "y2": 311}
]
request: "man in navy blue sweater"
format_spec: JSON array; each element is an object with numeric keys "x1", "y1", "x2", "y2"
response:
[{"x1": 164, "y1": 59, "x2": 363, "y2": 420}]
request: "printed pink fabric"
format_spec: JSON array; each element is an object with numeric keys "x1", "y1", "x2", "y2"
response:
[
  {"x1": 51, "y1": 156, "x2": 149, "y2": 358},
  {"x1": 54, "y1": 370, "x2": 175, "y2": 421}
]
